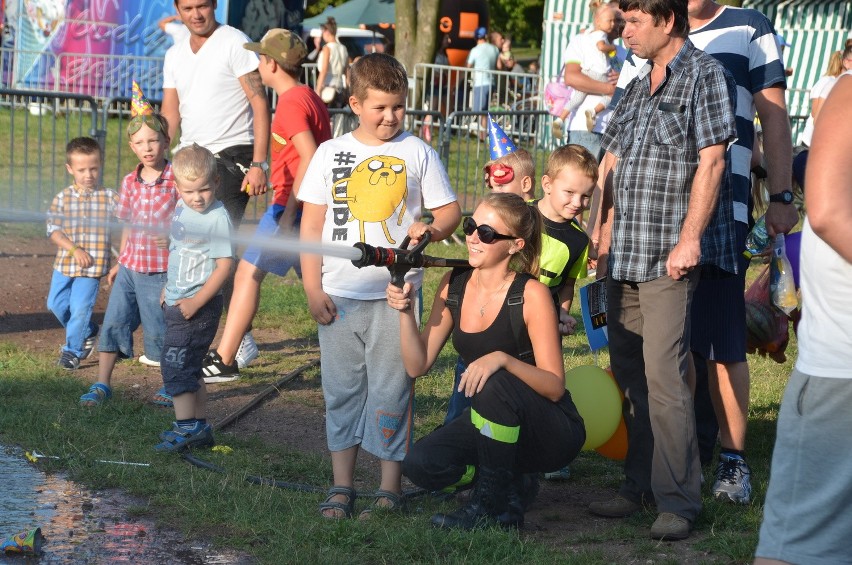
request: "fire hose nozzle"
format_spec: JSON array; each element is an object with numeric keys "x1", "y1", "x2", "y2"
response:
[{"x1": 351, "y1": 232, "x2": 470, "y2": 288}]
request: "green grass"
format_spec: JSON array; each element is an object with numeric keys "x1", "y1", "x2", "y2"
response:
[{"x1": 0, "y1": 225, "x2": 795, "y2": 563}]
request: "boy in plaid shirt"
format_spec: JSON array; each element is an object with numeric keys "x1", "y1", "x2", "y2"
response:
[
  {"x1": 47, "y1": 137, "x2": 118, "y2": 370},
  {"x1": 80, "y1": 83, "x2": 179, "y2": 406}
]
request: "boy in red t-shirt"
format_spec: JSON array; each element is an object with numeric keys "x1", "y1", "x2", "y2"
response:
[{"x1": 202, "y1": 29, "x2": 332, "y2": 382}]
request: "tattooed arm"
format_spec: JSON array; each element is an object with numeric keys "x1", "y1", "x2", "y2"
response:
[{"x1": 239, "y1": 69, "x2": 271, "y2": 196}]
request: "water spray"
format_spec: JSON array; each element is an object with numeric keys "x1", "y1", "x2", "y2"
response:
[{"x1": 3, "y1": 207, "x2": 470, "y2": 285}]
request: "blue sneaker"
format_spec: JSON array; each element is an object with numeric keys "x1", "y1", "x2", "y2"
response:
[{"x1": 154, "y1": 422, "x2": 215, "y2": 453}]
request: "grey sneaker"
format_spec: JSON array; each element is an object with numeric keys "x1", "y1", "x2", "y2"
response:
[
  {"x1": 712, "y1": 454, "x2": 752, "y2": 504},
  {"x1": 235, "y1": 332, "x2": 259, "y2": 369},
  {"x1": 81, "y1": 325, "x2": 98, "y2": 359},
  {"x1": 588, "y1": 495, "x2": 641, "y2": 518},
  {"x1": 543, "y1": 465, "x2": 571, "y2": 480},
  {"x1": 58, "y1": 350, "x2": 80, "y2": 370},
  {"x1": 650, "y1": 512, "x2": 691, "y2": 541}
]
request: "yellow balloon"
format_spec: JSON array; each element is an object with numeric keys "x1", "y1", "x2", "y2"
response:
[
  {"x1": 595, "y1": 367, "x2": 628, "y2": 460},
  {"x1": 564, "y1": 365, "x2": 622, "y2": 450}
]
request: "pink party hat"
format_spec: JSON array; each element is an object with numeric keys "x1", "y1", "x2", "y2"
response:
[{"x1": 487, "y1": 114, "x2": 517, "y2": 160}]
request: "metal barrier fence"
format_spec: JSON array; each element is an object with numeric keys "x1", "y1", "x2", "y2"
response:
[
  {"x1": 1, "y1": 48, "x2": 166, "y2": 101},
  {"x1": 1, "y1": 90, "x2": 99, "y2": 214},
  {"x1": 2, "y1": 87, "x2": 505, "y2": 222},
  {"x1": 411, "y1": 63, "x2": 540, "y2": 122}
]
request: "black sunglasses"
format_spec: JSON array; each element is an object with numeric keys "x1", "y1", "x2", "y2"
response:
[{"x1": 462, "y1": 217, "x2": 515, "y2": 244}]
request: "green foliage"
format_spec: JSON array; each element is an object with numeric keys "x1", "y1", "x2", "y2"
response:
[
  {"x1": 489, "y1": 0, "x2": 546, "y2": 50},
  {"x1": 305, "y1": 0, "x2": 345, "y2": 19}
]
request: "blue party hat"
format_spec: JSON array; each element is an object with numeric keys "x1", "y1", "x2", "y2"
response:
[{"x1": 487, "y1": 114, "x2": 516, "y2": 160}]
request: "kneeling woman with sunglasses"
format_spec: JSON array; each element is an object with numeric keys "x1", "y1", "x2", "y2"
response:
[{"x1": 386, "y1": 192, "x2": 586, "y2": 530}]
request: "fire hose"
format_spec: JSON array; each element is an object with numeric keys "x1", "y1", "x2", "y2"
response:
[{"x1": 350, "y1": 232, "x2": 470, "y2": 287}]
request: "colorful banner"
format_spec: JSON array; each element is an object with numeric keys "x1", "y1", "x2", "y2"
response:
[{"x1": 12, "y1": 0, "x2": 228, "y2": 96}]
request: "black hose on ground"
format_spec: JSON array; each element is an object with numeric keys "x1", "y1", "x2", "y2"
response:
[{"x1": 181, "y1": 357, "x2": 428, "y2": 500}]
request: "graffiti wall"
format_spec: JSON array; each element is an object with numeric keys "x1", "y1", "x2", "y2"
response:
[{"x1": 6, "y1": 0, "x2": 304, "y2": 97}]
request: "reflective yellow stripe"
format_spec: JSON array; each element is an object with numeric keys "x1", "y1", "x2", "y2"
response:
[
  {"x1": 470, "y1": 408, "x2": 520, "y2": 444},
  {"x1": 442, "y1": 465, "x2": 476, "y2": 492}
]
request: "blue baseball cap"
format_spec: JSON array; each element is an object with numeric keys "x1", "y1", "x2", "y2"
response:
[{"x1": 476, "y1": 27, "x2": 487, "y2": 39}]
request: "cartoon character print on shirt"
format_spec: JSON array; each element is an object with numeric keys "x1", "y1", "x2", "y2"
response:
[{"x1": 331, "y1": 155, "x2": 408, "y2": 244}]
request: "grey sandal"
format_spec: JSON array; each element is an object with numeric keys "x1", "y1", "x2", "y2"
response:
[
  {"x1": 319, "y1": 486, "x2": 357, "y2": 519},
  {"x1": 358, "y1": 489, "x2": 404, "y2": 520}
]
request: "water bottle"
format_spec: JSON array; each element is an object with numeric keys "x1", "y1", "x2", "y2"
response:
[{"x1": 743, "y1": 215, "x2": 771, "y2": 259}]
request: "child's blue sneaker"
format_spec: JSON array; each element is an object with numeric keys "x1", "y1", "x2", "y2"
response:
[{"x1": 154, "y1": 422, "x2": 215, "y2": 453}]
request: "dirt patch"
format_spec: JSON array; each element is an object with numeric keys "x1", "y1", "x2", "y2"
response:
[{"x1": 0, "y1": 234, "x2": 726, "y2": 563}]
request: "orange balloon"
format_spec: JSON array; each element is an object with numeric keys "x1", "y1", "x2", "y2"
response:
[{"x1": 595, "y1": 367, "x2": 628, "y2": 461}]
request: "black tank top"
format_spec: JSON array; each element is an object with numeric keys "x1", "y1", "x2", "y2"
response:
[{"x1": 451, "y1": 269, "x2": 536, "y2": 366}]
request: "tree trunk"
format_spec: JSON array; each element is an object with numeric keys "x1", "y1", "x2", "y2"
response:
[{"x1": 395, "y1": 0, "x2": 441, "y2": 72}]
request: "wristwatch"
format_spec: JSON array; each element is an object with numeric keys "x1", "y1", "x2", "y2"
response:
[
  {"x1": 250, "y1": 161, "x2": 269, "y2": 173},
  {"x1": 768, "y1": 190, "x2": 794, "y2": 205}
]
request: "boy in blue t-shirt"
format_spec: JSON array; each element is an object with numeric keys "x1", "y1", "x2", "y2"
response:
[{"x1": 154, "y1": 143, "x2": 234, "y2": 453}]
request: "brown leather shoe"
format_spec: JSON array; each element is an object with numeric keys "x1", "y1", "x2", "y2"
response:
[
  {"x1": 650, "y1": 512, "x2": 691, "y2": 541},
  {"x1": 588, "y1": 495, "x2": 641, "y2": 518}
]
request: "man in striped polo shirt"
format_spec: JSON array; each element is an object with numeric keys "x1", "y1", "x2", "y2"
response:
[{"x1": 687, "y1": 0, "x2": 799, "y2": 505}]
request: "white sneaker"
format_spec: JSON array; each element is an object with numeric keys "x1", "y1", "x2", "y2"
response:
[
  {"x1": 139, "y1": 354, "x2": 161, "y2": 367},
  {"x1": 235, "y1": 332, "x2": 259, "y2": 369}
]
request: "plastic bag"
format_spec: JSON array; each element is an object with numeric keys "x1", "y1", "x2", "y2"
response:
[
  {"x1": 743, "y1": 214, "x2": 771, "y2": 259},
  {"x1": 770, "y1": 234, "x2": 798, "y2": 315},
  {"x1": 544, "y1": 77, "x2": 575, "y2": 117},
  {"x1": 744, "y1": 265, "x2": 790, "y2": 363}
]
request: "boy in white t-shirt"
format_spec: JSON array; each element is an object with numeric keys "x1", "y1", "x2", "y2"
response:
[{"x1": 298, "y1": 53, "x2": 461, "y2": 520}]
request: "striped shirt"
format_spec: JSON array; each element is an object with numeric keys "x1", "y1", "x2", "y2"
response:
[
  {"x1": 689, "y1": 6, "x2": 787, "y2": 225},
  {"x1": 47, "y1": 185, "x2": 118, "y2": 278},
  {"x1": 602, "y1": 39, "x2": 738, "y2": 282},
  {"x1": 115, "y1": 162, "x2": 179, "y2": 273}
]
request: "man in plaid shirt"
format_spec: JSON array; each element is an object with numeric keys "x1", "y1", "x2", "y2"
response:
[{"x1": 589, "y1": 0, "x2": 737, "y2": 542}]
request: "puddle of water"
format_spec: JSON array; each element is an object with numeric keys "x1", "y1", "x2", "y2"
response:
[{"x1": 0, "y1": 446, "x2": 256, "y2": 564}]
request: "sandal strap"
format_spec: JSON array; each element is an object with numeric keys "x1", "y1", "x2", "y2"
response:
[
  {"x1": 371, "y1": 489, "x2": 403, "y2": 509},
  {"x1": 90, "y1": 383, "x2": 112, "y2": 398},
  {"x1": 80, "y1": 383, "x2": 112, "y2": 405},
  {"x1": 358, "y1": 489, "x2": 404, "y2": 519},
  {"x1": 325, "y1": 485, "x2": 356, "y2": 500},
  {"x1": 320, "y1": 485, "x2": 357, "y2": 518}
]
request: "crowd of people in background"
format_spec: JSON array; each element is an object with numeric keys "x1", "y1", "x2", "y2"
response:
[{"x1": 40, "y1": 0, "x2": 852, "y2": 561}]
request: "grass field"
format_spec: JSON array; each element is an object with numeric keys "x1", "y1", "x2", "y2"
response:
[{"x1": 0, "y1": 221, "x2": 796, "y2": 564}]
